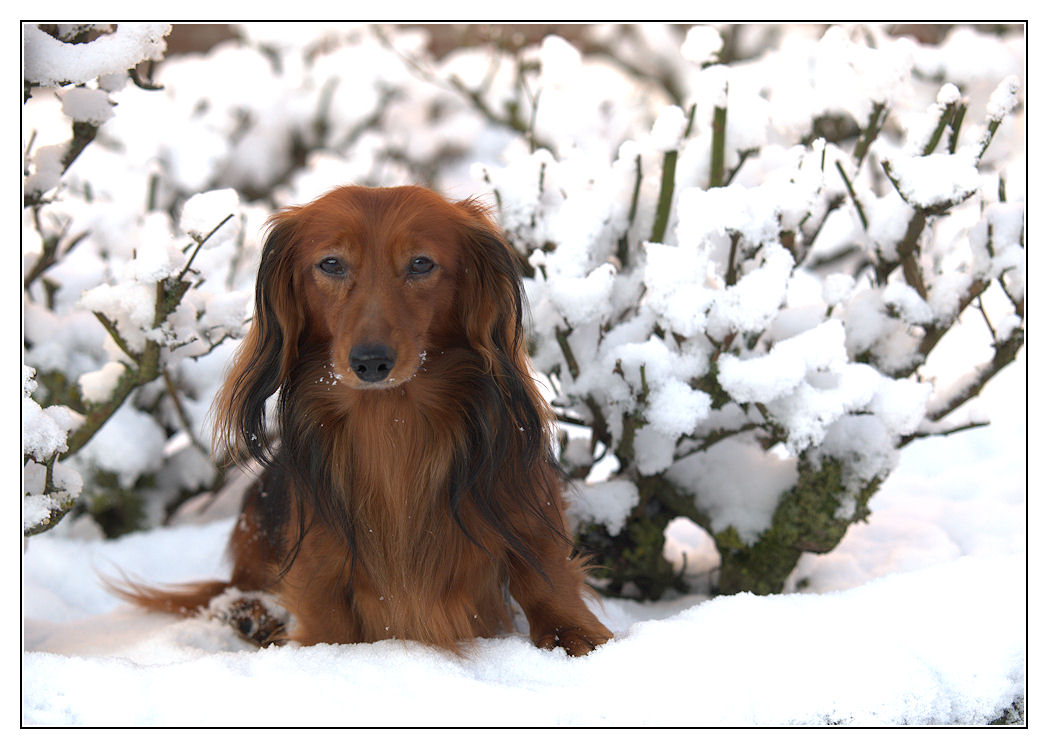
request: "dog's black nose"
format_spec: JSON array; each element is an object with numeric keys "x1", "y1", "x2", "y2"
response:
[{"x1": 350, "y1": 344, "x2": 396, "y2": 383}]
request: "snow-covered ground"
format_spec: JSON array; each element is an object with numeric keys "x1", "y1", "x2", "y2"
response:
[{"x1": 21, "y1": 351, "x2": 1025, "y2": 727}]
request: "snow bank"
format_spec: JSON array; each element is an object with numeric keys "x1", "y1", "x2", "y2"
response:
[{"x1": 22, "y1": 525, "x2": 1024, "y2": 726}]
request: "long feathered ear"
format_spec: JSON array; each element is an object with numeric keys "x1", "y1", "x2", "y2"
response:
[
  {"x1": 213, "y1": 211, "x2": 303, "y2": 466},
  {"x1": 454, "y1": 197, "x2": 554, "y2": 438},
  {"x1": 455, "y1": 199, "x2": 530, "y2": 376},
  {"x1": 451, "y1": 198, "x2": 564, "y2": 577}
]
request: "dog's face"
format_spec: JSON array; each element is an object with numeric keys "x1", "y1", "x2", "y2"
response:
[
  {"x1": 290, "y1": 188, "x2": 465, "y2": 389},
  {"x1": 250, "y1": 185, "x2": 523, "y2": 394}
]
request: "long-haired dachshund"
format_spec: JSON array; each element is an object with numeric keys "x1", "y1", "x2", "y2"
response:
[{"x1": 118, "y1": 185, "x2": 612, "y2": 656}]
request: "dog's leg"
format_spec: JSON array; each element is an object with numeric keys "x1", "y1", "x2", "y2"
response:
[
  {"x1": 205, "y1": 478, "x2": 291, "y2": 646},
  {"x1": 273, "y1": 523, "x2": 363, "y2": 646},
  {"x1": 507, "y1": 538, "x2": 613, "y2": 656}
]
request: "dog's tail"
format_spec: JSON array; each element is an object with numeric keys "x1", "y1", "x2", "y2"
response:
[
  {"x1": 105, "y1": 576, "x2": 232, "y2": 616},
  {"x1": 105, "y1": 575, "x2": 289, "y2": 645}
]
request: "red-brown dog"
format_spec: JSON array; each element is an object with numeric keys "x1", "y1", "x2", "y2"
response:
[{"x1": 120, "y1": 186, "x2": 612, "y2": 656}]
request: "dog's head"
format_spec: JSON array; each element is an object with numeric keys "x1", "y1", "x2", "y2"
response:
[{"x1": 213, "y1": 185, "x2": 528, "y2": 462}]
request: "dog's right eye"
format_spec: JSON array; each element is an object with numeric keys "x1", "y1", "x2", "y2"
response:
[{"x1": 317, "y1": 257, "x2": 346, "y2": 277}]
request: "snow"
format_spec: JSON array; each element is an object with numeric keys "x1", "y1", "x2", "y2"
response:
[
  {"x1": 986, "y1": 75, "x2": 1022, "y2": 122},
  {"x1": 668, "y1": 436, "x2": 797, "y2": 544},
  {"x1": 22, "y1": 460, "x2": 82, "y2": 535},
  {"x1": 73, "y1": 401, "x2": 167, "y2": 490},
  {"x1": 882, "y1": 280, "x2": 934, "y2": 325},
  {"x1": 537, "y1": 34, "x2": 582, "y2": 88},
  {"x1": 179, "y1": 188, "x2": 240, "y2": 242},
  {"x1": 19, "y1": 559, "x2": 1009, "y2": 727},
  {"x1": 707, "y1": 242, "x2": 795, "y2": 338},
  {"x1": 23, "y1": 23, "x2": 171, "y2": 87},
  {"x1": 886, "y1": 153, "x2": 981, "y2": 209},
  {"x1": 21, "y1": 371, "x2": 1026, "y2": 725},
  {"x1": 821, "y1": 273, "x2": 855, "y2": 308},
  {"x1": 202, "y1": 291, "x2": 252, "y2": 337},
  {"x1": 936, "y1": 82, "x2": 962, "y2": 107},
  {"x1": 79, "y1": 281, "x2": 156, "y2": 354},
  {"x1": 546, "y1": 263, "x2": 617, "y2": 328},
  {"x1": 914, "y1": 27, "x2": 1023, "y2": 87},
  {"x1": 718, "y1": 319, "x2": 846, "y2": 405},
  {"x1": 59, "y1": 86, "x2": 114, "y2": 125},
  {"x1": 646, "y1": 378, "x2": 712, "y2": 438},
  {"x1": 127, "y1": 212, "x2": 180, "y2": 283},
  {"x1": 676, "y1": 183, "x2": 794, "y2": 251},
  {"x1": 22, "y1": 368, "x2": 77, "y2": 462},
  {"x1": 649, "y1": 105, "x2": 688, "y2": 151},
  {"x1": 77, "y1": 361, "x2": 127, "y2": 404},
  {"x1": 641, "y1": 242, "x2": 716, "y2": 338},
  {"x1": 22, "y1": 143, "x2": 67, "y2": 197},
  {"x1": 680, "y1": 25, "x2": 722, "y2": 66},
  {"x1": 566, "y1": 479, "x2": 638, "y2": 536}
]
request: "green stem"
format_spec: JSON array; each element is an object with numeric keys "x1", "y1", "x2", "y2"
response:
[
  {"x1": 725, "y1": 232, "x2": 741, "y2": 286},
  {"x1": 92, "y1": 312, "x2": 137, "y2": 361},
  {"x1": 853, "y1": 101, "x2": 888, "y2": 167},
  {"x1": 976, "y1": 118, "x2": 1002, "y2": 162},
  {"x1": 649, "y1": 149, "x2": 678, "y2": 244},
  {"x1": 554, "y1": 326, "x2": 580, "y2": 380},
  {"x1": 947, "y1": 101, "x2": 967, "y2": 154},
  {"x1": 616, "y1": 154, "x2": 644, "y2": 265},
  {"x1": 896, "y1": 210, "x2": 929, "y2": 299},
  {"x1": 921, "y1": 99, "x2": 959, "y2": 155},
  {"x1": 899, "y1": 419, "x2": 990, "y2": 447},
  {"x1": 709, "y1": 103, "x2": 727, "y2": 188},
  {"x1": 162, "y1": 369, "x2": 209, "y2": 455},
  {"x1": 62, "y1": 352, "x2": 157, "y2": 457},
  {"x1": 724, "y1": 147, "x2": 758, "y2": 187},
  {"x1": 925, "y1": 324, "x2": 1024, "y2": 423},
  {"x1": 179, "y1": 213, "x2": 234, "y2": 283},
  {"x1": 24, "y1": 456, "x2": 79, "y2": 536},
  {"x1": 834, "y1": 160, "x2": 868, "y2": 231}
]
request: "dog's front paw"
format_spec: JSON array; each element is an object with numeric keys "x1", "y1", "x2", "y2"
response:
[{"x1": 534, "y1": 625, "x2": 611, "y2": 657}]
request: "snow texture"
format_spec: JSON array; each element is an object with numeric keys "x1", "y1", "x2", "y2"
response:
[
  {"x1": 23, "y1": 24, "x2": 171, "y2": 87},
  {"x1": 680, "y1": 25, "x2": 723, "y2": 66},
  {"x1": 23, "y1": 368, "x2": 77, "y2": 462},
  {"x1": 77, "y1": 361, "x2": 127, "y2": 404},
  {"x1": 887, "y1": 153, "x2": 981, "y2": 209},
  {"x1": 566, "y1": 479, "x2": 639, "y2": 536},
  {"x1": 59, "y1": 86, "x2": 114, "y2": 125}
]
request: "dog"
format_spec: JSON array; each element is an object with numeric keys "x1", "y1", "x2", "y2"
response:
[{"x1": 118, "y1": 185, "x2": 612, "y2": 656}]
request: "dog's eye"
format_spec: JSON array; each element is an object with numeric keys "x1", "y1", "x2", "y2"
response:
[
  {"x1": 408, "y1": 256, "x2": 435, "y2": 276},
  {"x1": 317, "y1": 257, "x2": 346, "y2": 277}
]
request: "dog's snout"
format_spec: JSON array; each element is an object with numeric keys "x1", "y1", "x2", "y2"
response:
[{"x1": 350, "y1": 344, "x2": 397, "y2": 383}]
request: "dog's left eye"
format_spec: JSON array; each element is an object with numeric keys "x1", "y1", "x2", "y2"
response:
[
  {"x1": 318, "y1": 257, "x2": 346, "y2": 277},
  {"x1": 408, "y1": 256, "x2": 435, "y2": 276}
]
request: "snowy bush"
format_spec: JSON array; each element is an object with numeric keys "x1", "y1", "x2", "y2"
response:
[
  {"x1": 23, "y1": 24, "x2": 255, "y2": 534},
  {"x1": 465, "y1": 25, "x2": 1025, "y2": 597},
  {"x1": 23, "y1": 24, "x2": 1024, "y2": 600}
]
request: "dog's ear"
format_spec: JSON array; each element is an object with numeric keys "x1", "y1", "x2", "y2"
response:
[
  {"x1": 213, "y1": 210, "x2": 304, "y2": 465},
  {"x1": 449, "y1": 199, "x2": 562, "y2": 575},
  {"x1": 454, "y1": 196, "x2": 552, "y2": 433},
  {"x1": 455, "y1": 199, "x2": 528, "y2": 374}
]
